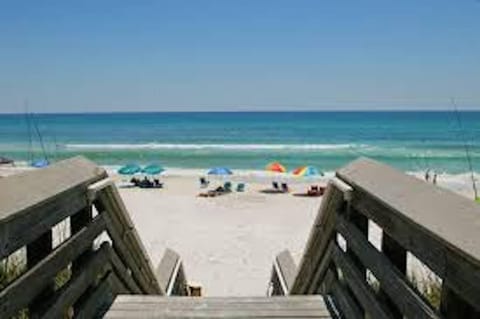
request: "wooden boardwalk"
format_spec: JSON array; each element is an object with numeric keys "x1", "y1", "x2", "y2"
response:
[{"x1": 105, "y1": 296, "x2": 332, "y2": 318}]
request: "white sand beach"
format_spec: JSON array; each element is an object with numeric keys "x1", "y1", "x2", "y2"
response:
[{"x1": 110, "y1": 168, "x2": 478, "y2": 296}]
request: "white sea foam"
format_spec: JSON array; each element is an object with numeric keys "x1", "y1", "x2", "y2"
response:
[{"x1": 65, "y1": 143, "x2": 363, "y2": 151}]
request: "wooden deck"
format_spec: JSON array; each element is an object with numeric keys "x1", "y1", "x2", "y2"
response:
[{"x1": 105, "y1": 296, "x2": 332, "y2": 318}]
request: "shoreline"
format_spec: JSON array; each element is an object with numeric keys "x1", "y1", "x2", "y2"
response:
[{"x1": 1, "y1": 164, "x2": 477, "y2": 199}]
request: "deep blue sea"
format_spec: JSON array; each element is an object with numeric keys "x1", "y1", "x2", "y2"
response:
[{"x1": 1, "y1": 111, "x2": 479, "y2": 173}]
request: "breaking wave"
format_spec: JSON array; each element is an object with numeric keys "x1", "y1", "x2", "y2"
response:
[{"x1": 65, "y1": 143, "x2": 365, "y2": 151}]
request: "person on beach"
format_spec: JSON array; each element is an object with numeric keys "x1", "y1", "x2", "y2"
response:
[
  {"x1": 425, "y1": 169, "x2": 431, "y2": 182},
  {"x1": 433, "y1": 173, "x2": 437, "y2": 185}
]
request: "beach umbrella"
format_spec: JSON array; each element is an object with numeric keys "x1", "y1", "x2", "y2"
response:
[
  {"x1": 292, "y1": 166, "x2": 324, "y2": 177},
  {"x1": 118, "y1": 163, "x2": 141, "y2": 175},
  {"x1": 31, "y1": 159, "x2": 49, "y2": 168},
  {"x1": 265, "y1": 162, "x2": 286, "y2": 173},
  {"x1": 207, "y1": 167, "x2": 233, "y2": 175},
  {"x1": 142, "y1": 164, "x2": 165, "y2": 175}
]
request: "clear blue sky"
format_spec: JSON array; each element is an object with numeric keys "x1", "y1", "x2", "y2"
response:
[{"x1": 0, "y1": 0, "x2": 479, "y2": 113}]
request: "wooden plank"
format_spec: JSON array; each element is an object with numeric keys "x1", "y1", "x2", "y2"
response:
[
  {"x1": 106, "y1": 245, "x2": 142, "y2": 294},
  {"x1": 275, "y1": 250, "x2": 297, "y2": 294},
  {"x1": 336, "y1": 214, "x2": 440, "y2": 319},
  {"x1": 350, "y1": 185, "x2": 480, "y2": 310},
  {"x1": 75, "y1": 271, "x2": 121, "y2": 319},
  {"x1": 345, "y1": 208, "x2": 368, "y2": 280},
  {"x1": 71, "y1": 206, "x2": 94, "y2": 273},
  {"x1": 0, "y1": 157, "x2": 106, "y2": 259},
  {"x1": 112, "y1": 295, "x2": 327, "y2": 304},
  {"x1": 291, "y1": 178, "x2": 349, "y2": 294},
  {"x1": 332, "y1": 244, "x2": 393, "y2": 319},
  {"x1": 378, "y1": 232, "x2": 406, "y2": 319},
  {"x1": 27, "y1": 229, "x2": 54, "y2": 317},
  {"x1": 105, "y1": 184, "x2": 162, "y2": 293},
  {"x1": 156, "y1": 248, "x2": 180, "y2": 294},
  {"x1": 337, "y1": 157, "x2": 480, "y2": 269},
  {"x1": 170, "y1": 263, "x2": 188, "y2": 296},
  {"x1": 440, "y1": 281, "x2": 480, "y2": 318},
  {"x1": 307, "y1": 240, "x2": 334, "y2": 294},
  {"x1": 101, "y1": 211, "x2": 153, "y2": 294},
  {"x1": 94, "y1": 184, "x2": 162, "y2": 294},
  {"x1": 0, "y1": 214, "x2": 106, "y2": 318},
  {"x1": 87, "y1": 177, "x2": 114, "y2": 203},
  {"x1": 105, "y1": 295, "x2": 332, "y2": 318},
  {"x1": 330, "y1": 279, "x2": 363, "y2": 319},
  {"x1": 338, "y1": 158, "x2": 480, "y2": 310},
  {"x1": 39, "y1": 243, "x2": 111, "y2": 319},
  {"x1": 0, "y1": 187, "x2": 88, "y2": 260}
]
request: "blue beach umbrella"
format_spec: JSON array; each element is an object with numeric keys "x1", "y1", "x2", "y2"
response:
[
  {"x1": 118, "y1": 164, "x2": 141, "y2": 175},
  {"x1": 142, "y1": 164, "x2": 165, "y2": 175},
  {"x1": 31, "y1": 159, "x2": 49, "y2": 168},
  {"x1": 207, "y1": 167, "x2": 233, "y2": 176}
]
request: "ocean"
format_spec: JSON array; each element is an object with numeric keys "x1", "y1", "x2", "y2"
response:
[{"x1": 0, "y1": 111, "x2": 479, "y2": 174}]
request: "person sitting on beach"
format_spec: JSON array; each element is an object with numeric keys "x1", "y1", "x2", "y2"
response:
[
  {"x1": 200, "y1": 177, "x2": 209, "y2": 188},
  {"x1": 130, "y1": 177, "x2": 140, "y2": 187}
]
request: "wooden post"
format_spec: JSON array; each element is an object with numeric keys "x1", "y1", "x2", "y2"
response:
[
  {"x1": 441, "y1": 282, "x2": 480, "y2": 319},
  {"x1": 345, "y1": 207, "x2": 368, "y2": 317},
  {"x1": 71, "y1": 206, "x2": 93, "y2": 315},
  {"x1": 346, "y1": 208, "x2": 368, "y2": 276},
  {"x1": 379, "y1": 232, "x2": 406, "y2": 318},
  {"x1": 27, "y1": 230, "x2": 53, "y2": 317},
  {"x1": 71, "y1": 206, "x2": 93, "y2": 272}
]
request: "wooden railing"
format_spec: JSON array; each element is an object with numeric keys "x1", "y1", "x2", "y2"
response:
[
  {"x1": 270, "y1": 158, "x2": 480, "y2": 319},
  {"x1": 0, "y1": 157, "x2": 188, "y2": 318}
]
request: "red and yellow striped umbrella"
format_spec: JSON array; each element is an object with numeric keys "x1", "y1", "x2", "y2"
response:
[
  {"x1": 292, "y1": 166, "x2": 322, "y2": 177},
  {"x1": 266, "y1": 162, "x2": 287, "y2": 173}
]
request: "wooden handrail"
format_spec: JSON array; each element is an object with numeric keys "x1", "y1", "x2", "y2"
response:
[
  {"x1": 0, "y1": 157, "x2": 189, "y2": 318},
  {"x1": 275, "y1": 158, "x2": 480, "y2": 318}
]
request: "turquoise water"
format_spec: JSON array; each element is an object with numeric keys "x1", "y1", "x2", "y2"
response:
[{"x1": 1, "y1": 111, "x2": 479, "y2": 173}]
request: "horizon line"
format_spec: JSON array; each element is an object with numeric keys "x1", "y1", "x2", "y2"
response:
[{"x1": 2, "y1": 108, "x2": 480, "y2": 115}]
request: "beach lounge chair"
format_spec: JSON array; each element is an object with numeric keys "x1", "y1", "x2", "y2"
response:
[
  {"x1": 236, "y1": 183, "x2": 245, "y2": 192},
  {"x1": 307, "y1": 185, "x2": 320, "y2": 196},
  {"x1": 281, "y1": 183, "x2": 289, "y2": 193},
  {"x1": 200, "y1": 177, "x2": 209, "y2": 188},
  {"x1": 198, "y1": 186, "x2": 225, "y2": 198},
  {"x1": 306, "y1": 185, "x2": 326, "y2": 196},
  {"x1": 138, "y1": 177, "x2": 153, "y2": 188},
  {"x1": 272, "y1": 181, "x2": 279, "y2": 190},
  {"x1": 224, "y1": 182, "x2": 232, "y2": 192}
]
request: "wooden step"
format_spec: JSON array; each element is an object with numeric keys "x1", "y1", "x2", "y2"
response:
[{"x1": 104, "y1": 295, "x2": 332, "y2": 318}]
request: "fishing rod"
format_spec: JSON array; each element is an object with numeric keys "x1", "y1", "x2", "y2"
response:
[
  {"x1": 24, "y1": 100, "x2": 34, "y2": 164},
  {"x1": 451, "y1": 98, "x2": 478, "y2": 200},
  {"x1": 31, "y1": 112, "x2": 49, "y2": 162}
]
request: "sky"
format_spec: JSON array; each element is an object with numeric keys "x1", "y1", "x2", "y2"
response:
[{"x1": 0, "y1": 0, "x2": 479, "y2": 113}]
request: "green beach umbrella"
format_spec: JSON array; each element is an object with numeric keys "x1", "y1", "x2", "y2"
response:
[
  {"x1": 142, "y1": 164, "x2": 165, "y2": 175},
  {"x1": 118, "y1": 164, "x2": 141, "y2": 175}
]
